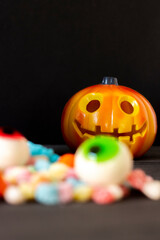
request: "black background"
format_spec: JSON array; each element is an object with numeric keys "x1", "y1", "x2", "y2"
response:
[{"x1": 0, "y1": 0, "x2": 160, "y2": 145}]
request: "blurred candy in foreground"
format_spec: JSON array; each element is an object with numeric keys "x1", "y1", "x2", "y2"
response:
[
  {"x1": 0, "y1": 127, "x2": 29, "y2": 170},
  {"x1": 0, "y1": 134, "x2": 159, "y2": 205},
  {"x1": 74, "y1": 135, "x2": 133, "y2": 186}
]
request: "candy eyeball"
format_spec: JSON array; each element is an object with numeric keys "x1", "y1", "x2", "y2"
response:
[
  {"x1": 0, "y1": 127, "x2": 30, "y2": 170},
  {"x1": 74, "y1": 135, "x2": 133, "y2": 187}
]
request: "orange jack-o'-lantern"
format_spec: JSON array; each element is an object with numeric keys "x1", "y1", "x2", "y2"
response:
[{"x1": 61, "y1": 77, "x2": 157, "y2": 157}]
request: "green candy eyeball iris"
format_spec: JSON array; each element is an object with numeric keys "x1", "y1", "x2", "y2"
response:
[{"x1": 81, "y1": 136, "x2": 119, "y2": 163}]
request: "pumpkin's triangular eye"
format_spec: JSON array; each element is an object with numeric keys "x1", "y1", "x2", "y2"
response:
[{"x1": 86, "y1": 100, "x2": 100, "y2": 112}]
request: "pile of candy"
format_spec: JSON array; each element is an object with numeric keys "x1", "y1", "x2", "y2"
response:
[
  {"x1": 0, "y1": 139, "x2": 94, "y2": 205},
  {"x1": 0, "y1": 139, "x2": 126, "y2": 205},
  {"x1": 0, "y1": 129, "x2": 159, "y2": 205},
  {"x1": 0, "y1": 137, "x2": 159, "y2": 205},
  {"x1": 2, "y1": 160, "x2": 95, "y2": 205}
]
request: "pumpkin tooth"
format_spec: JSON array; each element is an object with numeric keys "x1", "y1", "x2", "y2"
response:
[
  {"x1": 113, "y1": 128, "x2": 119, "y2": 137},
  {"x1": 95, "y1": 126, "x2": 101, "y2": 134}
]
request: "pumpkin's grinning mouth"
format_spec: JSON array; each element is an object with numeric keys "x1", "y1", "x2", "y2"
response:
[{"x1": 74, "y1": 120, "x2": 147, "y2": 142}]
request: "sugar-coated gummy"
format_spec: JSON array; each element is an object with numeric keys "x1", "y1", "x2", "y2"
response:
[
  {"x1": 65, "y1": 168, "x2": 78, "y2": 179},
  {"x1": 17, "y1": 170, "x2": 31, "y2": 184},
  {"x1": 58, "y1": 182, "x2": 73, "y2": 203},
  {"x1": 49, "y1": 163, "x2": 69, "y2": 181},
  {"x1": 127, "y1": 169, "x2": 147, "y2": 190},
  {"x1": 73, "y1": 185, "x2": 92, "y2": 202},
  {"x1": 28, "y1": 141, "x2": 59, "y2": 163},
  {"x1": 92, "y1": 187, "x2": 114, "y2": 204},
  {"x1": 35, "y1": 183, "x2": 59, "y2": 205},
  {"x1": 50, "y1": 154, "x2": 60, "y2": 163},
  {"x1": 4, "y1": 166, "x2": 31, "y2": 184},
  {"x1": 66, "y1": 177, "x2": 84, "y2": 188},
  {"x1": 34, "y1": 159, "x2": 51, "y2": 171},
  {"x1": 19, "y1": 183, "x2": 34, "y2": 200}
]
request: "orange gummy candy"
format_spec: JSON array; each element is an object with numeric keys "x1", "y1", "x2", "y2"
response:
[{"x1": 58, "y1": 154, "x2": 75, "y2": 168}]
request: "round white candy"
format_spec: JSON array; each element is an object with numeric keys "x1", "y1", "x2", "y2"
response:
[
  {"x1": 74, "y1": 136, "x2": 133, "y2": 187},
  {"x1": 4, "y1": 186, "x2": 26, "y2": 205},
  {"x1": 0, "y1": 137, "x2": 29, "y2": 170}
]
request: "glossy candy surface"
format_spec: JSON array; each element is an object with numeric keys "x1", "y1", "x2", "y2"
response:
[
  {"x1": 74, "y1": 135, "x2": 133, "y2": 186},
  {"x1": 61, "y1": 77, "x2": 157, "y2": 157}
]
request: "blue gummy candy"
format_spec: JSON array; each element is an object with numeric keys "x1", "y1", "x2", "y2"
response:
[
  {"x1": 34, "y1": 159, "x2": 51, "y2": 171},
  {"x1": 66, "y1": 177, "x2": 84, "y2": 188},
  {"x1": 28, "y1": 141, "x2": 59, "y2": 163},
  {"x1": 50, "y1": 153, "x2": 60, "y2": 163},
  {"x1": 28, "y1": 141, "x2": 54, "y2": 157},
  {"x1": 27, "y1": 141, "x2": 44, "y2": 156},
  {"x1": 35, "y1": 183, "x2": 59, "y2": 205}
]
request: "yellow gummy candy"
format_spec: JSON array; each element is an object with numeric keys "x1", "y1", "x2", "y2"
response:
[
  {"x1": 19, "y1": 183, "x2": 35, "y2": 200},
  {"x1": 48, "y1": 163, "x2": 69, "y2": 182},
  {"x1": 73, "y1": 185, "x2": 92, "y2": 202}
]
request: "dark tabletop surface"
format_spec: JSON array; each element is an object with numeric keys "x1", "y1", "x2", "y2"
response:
[{"x1": 0, "y1": 145, "x2": 160, "y2": 240}]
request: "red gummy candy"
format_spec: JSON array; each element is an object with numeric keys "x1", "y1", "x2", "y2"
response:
[
  {"x1": 0, "y1": 173, "x2": 6, "y2": 196},
  {"x1": 127, "y1": 169, "x2": 147, "y2": 190},
  {"x1": 92, "y1": 187, "x2": 114, "y2": 205}
]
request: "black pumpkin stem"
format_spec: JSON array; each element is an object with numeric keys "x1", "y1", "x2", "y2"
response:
[{"x1": 102, "y1": 77, "x2": 118, "y2": 85}]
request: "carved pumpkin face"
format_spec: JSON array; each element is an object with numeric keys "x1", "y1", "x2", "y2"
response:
[{"x1": 61, "y1": 77, "x2": 157, "y2": 157}]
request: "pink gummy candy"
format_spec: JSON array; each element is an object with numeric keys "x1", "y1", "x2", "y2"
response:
[
  {"x1": 65, "y1": 168, "x2": 78, "y2": 180},
  {"x1": 92, "y1": 187, "x2": 115, "y2": 205},
  {"x1": 58, "y1": 182, "x2": 73, "y2": 203},
  {"x1": 17, "y1": 171, "x2": 31, "y2": 184},
  {"x1": 127, "y1": 169, "x2": 150, "y2": 190}
]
